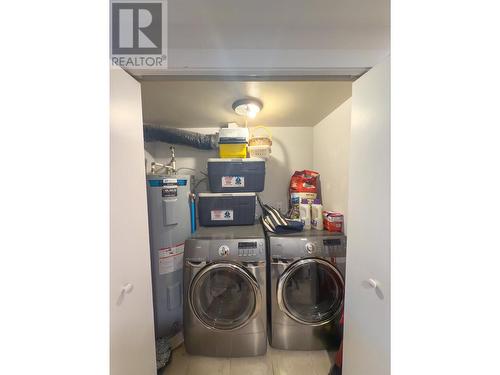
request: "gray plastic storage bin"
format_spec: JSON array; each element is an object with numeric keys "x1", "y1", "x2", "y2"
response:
[
  {"x1": 198, "y1": 193, "x2": 256, "y2": 226},
  {"x1": 207, "y1": 158, "x2": 265, "y2": 193}
]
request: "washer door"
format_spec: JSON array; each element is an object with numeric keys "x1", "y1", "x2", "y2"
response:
[
  {"x1": 277, "y1": 258, "x2": 344, "y2": 326},
  {"x1": 190, "y1": 262, "x2": 261, "y2": 331}
]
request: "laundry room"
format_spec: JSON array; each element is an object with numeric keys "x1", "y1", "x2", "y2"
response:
[
  {"x1": 111, "y1": 56, "x2": 389, "y2": 375},
  {"x1": 6, "y1": 0, "x2": 500, "y2": 374},
  {"x1": 109, "y1": 1, "x2": 390, "y2": 375}
]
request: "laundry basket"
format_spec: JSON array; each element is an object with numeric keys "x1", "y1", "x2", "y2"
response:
[{"x1": 248, "y1": 126, "x2": 272, "y2": 159}]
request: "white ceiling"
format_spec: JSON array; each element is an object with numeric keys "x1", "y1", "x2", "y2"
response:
[
  {"x1": 141, "y1": 80, "x2": 352, "y2": 128},
  {"x1": 129, "y1": 0, "x2": 390, "y2": 77},
  {"x1": 168, "y1": 0, "x2": 389, "y2": 50}
]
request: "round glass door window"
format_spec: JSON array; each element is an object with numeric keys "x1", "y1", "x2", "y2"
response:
[
  {"x1": 278, "y1": 258, "x2": 344, "y2": 325},
  {"x1": 190, "y1": 263, "x2": 259, "y2": 330}
]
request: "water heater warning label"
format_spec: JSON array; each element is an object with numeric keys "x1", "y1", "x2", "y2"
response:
[
  {"x1": 158, "y1": 243, "x2": 184, "y2": 275},
  {"x1": 211, "y1": 209, "x2": 234, "y2": 221},
  {"x1": 161, "y1": 187, "x2": 177, "y2": 197},
  {"x1": 222, "y1": 176, "x2": 245, "y2": 188}
]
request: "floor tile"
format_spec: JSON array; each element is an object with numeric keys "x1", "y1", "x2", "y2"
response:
[
  {"x1": 162, "y1": 345, "x2": 188, "y2": 375},
  {"x1": 267, "y1": 345, "x2": 281, "y2": 374},
  {"x1": 162, "y1": 343, "x2": 334, "y2": 375},
  {"x1": 309, "y1": 350, "x2": 332, "y2": 375},
  {"x1": 221, "y1": 358, "x2": 231, "y2": 375},
  {"x1": 275, "y1": 350, "x2": 313, "y2": 375},
  {"x1": 186, "y1": 355, "x2": 230, "y2": 375},
  {"x1": 229, "y1": 355, "x2": 272, "y2": 375},
  {"x1": 326, "y1": 350, "x2": 337, "y2": 364}
]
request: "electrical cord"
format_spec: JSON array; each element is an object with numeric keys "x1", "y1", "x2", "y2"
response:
[
  {"x1": 176, "y1": 167, "x2": 208, "y2": 177},
  {"x1": 193, "y1": 177, "x2": 208, "y2": 193}
]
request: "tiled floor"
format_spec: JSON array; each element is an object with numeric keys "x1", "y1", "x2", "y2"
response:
[{"x1": 161, "y1": 344, "x2": 334, "y2": 375}]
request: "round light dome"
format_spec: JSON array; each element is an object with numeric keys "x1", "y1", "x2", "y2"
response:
[{"x1": 232, "y1": 98, "x2": 263, "y2": 118}]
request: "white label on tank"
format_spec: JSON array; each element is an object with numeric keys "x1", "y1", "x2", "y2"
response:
[
  {"x1": 221, "y1": 176, "x2": 245, "y2": 188},
  {"x1": 162, "y1": 178, "x2": 178, "y2": 186},
  {"x1": 211, "y1": 209, "x2": 234, "y2": 221},
  {"x1": 158, "y1": 243, "x2": 184, "y2": 275}
]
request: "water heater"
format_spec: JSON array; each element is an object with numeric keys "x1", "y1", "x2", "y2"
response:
[{"x1": 146, "y1": 174, "x2": 192, "y2": 339}]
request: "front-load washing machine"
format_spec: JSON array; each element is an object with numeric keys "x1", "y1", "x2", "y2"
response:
[
  {"x1": 267, "y1": 229, "x2": 346, "y2": 350},
  {"x1": 183, "y1": 223, "x2": 267, "y2": 357}
]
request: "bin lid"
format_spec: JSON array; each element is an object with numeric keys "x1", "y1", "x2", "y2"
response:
[
  {"x1": 198, "y1": 192, "x2": 256, "y2": 197},
  {"x1": 218, "y1": 137, "x2": 248, "y2": 144},
  {"x1": 219, "y1": 127, "x2": 249, "y2": 139},
  {"x1": 207, "y1": 157, "x2": 265, "y2": 163}
]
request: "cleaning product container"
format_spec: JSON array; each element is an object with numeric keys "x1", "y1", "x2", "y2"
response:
[
  {"x1": 198, "y1": 193, "x2": 256, "y2": 226},
  {"x1": 299, "y1": 199, "x2": 311, "y2": 230},
  {"x1": 248, "y1": 126, "x2": 272, "y2": 159},
  {"x1": 311, "y1": 199, "x2": 323, "y2": 230},
  {"x1": 219, "y1": 127, "x2": 248, "y2": 158},
  {"x1": 323, "y1": 211, "x2": 344, "y2": 233},
  {"x1": 207, "y1": 158, "x2": 265, "y2": 193}
]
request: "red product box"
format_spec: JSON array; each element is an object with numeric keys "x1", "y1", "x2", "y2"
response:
[{"x1": 323, "y1": 211, "x2": 344, "y2": 233}]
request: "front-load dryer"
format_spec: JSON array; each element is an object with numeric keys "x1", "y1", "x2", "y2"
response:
[
  {"x1": 267, "y1": 230, "x2": 346, "y2": 351},
  {"x1": 183, "y1": 223, "x2": 267, "y2": 357}
]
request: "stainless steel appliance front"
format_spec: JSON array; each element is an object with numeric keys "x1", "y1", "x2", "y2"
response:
[
  {"x1": 268, "y1": 230, "x2": 346, "y2": 350},
  {"x1": 183, "y1": 224, "x2": 267, "y2": 357}
]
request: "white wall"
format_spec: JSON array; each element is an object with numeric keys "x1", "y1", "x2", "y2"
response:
[
  {"x1": 145, "y1": 126, "x2": 313, "y2": 213},
  {"x1": 313, "y1": 98, "x2": 351, "y2": 220}
]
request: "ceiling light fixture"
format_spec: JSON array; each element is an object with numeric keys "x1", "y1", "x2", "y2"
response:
[{"x1": 232, "y1": 98, "x2": 263, "y2": 119}]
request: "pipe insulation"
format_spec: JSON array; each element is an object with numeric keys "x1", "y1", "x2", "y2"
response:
[{"x1": 143, "y1": 124, "x2": 218, "y2": 150}]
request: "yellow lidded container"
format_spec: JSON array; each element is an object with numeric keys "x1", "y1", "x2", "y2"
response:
[
  {"x1": 218, "y1": 127, "x2": 248, "y2": 158},
  {"x1": 219, "y1": 142, "x2": 247, "y2": 158}
]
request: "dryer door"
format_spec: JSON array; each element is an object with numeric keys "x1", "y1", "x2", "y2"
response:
[
  {"x1": 278, "y1": 258, "x2": 344, "y2": 326},
  {"x1": 189, "y1": 262, "x2": 261, "y2": 331}
]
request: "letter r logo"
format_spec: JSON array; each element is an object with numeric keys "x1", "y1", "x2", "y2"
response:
[{"x1": 112, "y1": 3, "x2": 162, "y2": 54}]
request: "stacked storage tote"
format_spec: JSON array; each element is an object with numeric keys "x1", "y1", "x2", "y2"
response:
[{"x1": 198, "y1": 158, "x2": 265, "y2": 226}]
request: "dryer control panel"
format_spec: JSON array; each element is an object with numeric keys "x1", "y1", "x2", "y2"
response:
[
  {"x1": 322, "y1": 238, "x2": 345, "y2": 257},
  {"x1": 302, "y1": 238, "x2": 345, "y2": 257},
  {"x1": 270, "y1": 233, "x2": 346, "y2": 259}
]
